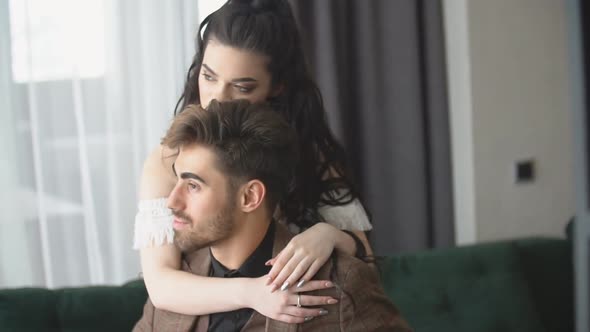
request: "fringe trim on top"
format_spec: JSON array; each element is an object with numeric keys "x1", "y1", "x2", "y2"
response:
[
  {"x1": 133, "y1": 198, "x2": 175, "y2": 249},
  {"x1": 318, "y1": 198, "x2": 373, "y2": 231}
]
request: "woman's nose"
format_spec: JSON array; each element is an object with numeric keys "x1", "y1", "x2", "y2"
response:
[{"x1": 211, "y1": 84, "x2": 231, "y2": 102}]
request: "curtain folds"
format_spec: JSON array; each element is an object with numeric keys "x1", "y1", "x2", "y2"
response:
[
  {"x1": 0, "y1": 0, "x2": 200, "y2": 288},
  {"x1": 0, "y1": 0, "x2": 453, "y2": 288},
  {"x1": 290, "y1": 0, "x2": 455, "y2": 254}
]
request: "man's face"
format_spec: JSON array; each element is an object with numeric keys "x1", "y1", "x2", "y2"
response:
[{"x1": 167, "y1": 144, "x2": 237, "y2": 252}]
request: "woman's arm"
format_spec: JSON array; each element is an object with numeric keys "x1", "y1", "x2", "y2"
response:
[
  {"x1": 267, "y1": 165, "x2": 374, "y2": 290},
  {"x1": 141, "y1": 244, "x2": 334, "y2": 321},
  {"x1": 137, "y1": 145, "x2": 335, "y2": 318},
  {"x1": 332, "y1": 227, "x2": 373, "y2": 257},
  {"x1": 266, "y1": 222, "x2": 373, "y2": 291},
  {"x1": 140, "y1": 244, "x2": 245, "y2": 314}
]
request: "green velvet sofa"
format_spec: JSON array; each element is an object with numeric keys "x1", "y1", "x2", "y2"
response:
[{"x1": 0, "y1": 237, "x2": 573, "y2": 332}]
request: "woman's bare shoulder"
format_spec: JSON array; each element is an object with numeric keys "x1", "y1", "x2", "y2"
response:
[{"x1": 139, "y1": 145, "x2": 177, "y2": 199}]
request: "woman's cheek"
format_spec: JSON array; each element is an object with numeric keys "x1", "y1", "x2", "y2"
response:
[{"x1": 198, "y1": 78, "x2": 211, "y2": 106}]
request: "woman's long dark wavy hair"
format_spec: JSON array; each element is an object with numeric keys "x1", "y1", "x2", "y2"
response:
[{"x1": 174, "y1": 0, "x2": 366, "y2": 230}]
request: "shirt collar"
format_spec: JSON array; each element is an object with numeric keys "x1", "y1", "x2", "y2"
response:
[{"x1": 210, "y1": 221, "x2": 275, "y2": 278}]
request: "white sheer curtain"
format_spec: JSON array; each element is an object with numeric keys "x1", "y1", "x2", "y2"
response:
[{"x1": 0, "y1": 0, "x2": 221, "y2": 288}]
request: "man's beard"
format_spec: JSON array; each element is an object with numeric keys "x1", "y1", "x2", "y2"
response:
[{"x1": 172, "y1": 203, "x2": 236, "y2": 253}]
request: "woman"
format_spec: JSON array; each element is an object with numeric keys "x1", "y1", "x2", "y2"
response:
[{"x1": 134, "y1": 0, "x2": 374, "y2": 323}]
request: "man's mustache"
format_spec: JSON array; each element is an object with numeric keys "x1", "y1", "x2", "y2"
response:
[{"x1": 171, "y1": 210, "x2": 192, "y2": 223}]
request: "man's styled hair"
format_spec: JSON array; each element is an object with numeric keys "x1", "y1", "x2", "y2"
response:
[{"x1": 162, "y1": 100, "x2": 299, "y2": 213}]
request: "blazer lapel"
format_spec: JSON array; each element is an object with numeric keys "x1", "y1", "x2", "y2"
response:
[
  {"x1": 194, "y1": 314, "x2": 210, "y2": 332},
  {"x1": 184, "y1": 247, "x2": 212, "y2": 275},
  {"x1": 264, "y1": 224, "x2": 299, "y2": 332},
  {"x1": 240, "y1": 311, "x2": 265, "y2": 331},
  {"x1": 152, "y1": 248, "x2": 212, "y2": 332},
  {"x1": 265, "y1": 318, "x2": 299, "y2": 332},
  {"x1": 156, "y1": 223, "x2": 298, "y2": 332},
  {"x1": 185, "y1": 248, "x2": 213, "y2": 332}
]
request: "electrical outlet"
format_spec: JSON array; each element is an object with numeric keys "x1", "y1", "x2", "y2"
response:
[{"x1": 515, "y1": 159, "x2": 535, "y2": 183}]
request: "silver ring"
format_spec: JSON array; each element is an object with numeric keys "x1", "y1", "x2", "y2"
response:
[{"x1": 297, "y1": 294, "x2": 302, "y2": 308}]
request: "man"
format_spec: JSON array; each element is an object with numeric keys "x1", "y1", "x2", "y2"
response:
[{"x1": 133, "y1": 100, "x2": 411, "y2": 331}]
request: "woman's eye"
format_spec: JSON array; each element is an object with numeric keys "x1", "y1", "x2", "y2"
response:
[
  {"x1": 235, "y1": 85, "x2": 253, "y2": 93},
  {"x1": 202, "y1": 73, "x2": 214, "y2": 81}
]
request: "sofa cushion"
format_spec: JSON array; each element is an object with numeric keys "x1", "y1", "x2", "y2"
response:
[
  {"x1": 380, "y1": 240, "x2": 547, "y2": 332},
  {"x1": 0, "y1": 239, "x2": 572, "y2": 332},
  {"x1": 0, "y1": 280, "x2": 147, "y2": 332},
  {"x1": 514, "y1": 239, "x2": 573, "y2": 332},
  {"x1": 0, "y1": 288, "x2": 59, "y2": 330}
]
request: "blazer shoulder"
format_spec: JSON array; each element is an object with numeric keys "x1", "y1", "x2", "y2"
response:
[
  {"x1": 332, "y1": 252, "x2": 413, "y2": 332},
  {"x1": 333, "y1": 251, "x2": 379, "y2": 284}
]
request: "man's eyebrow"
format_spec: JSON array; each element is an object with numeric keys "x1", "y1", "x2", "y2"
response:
[
  {"x1": 180, "y1": 172, "x2": 207, "y2": 185},
  {"x1": 202, "y1": 63, "x2": 258, "y2": 83}
]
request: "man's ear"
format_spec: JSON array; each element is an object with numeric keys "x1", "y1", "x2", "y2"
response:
[{"x1": 239, "y1": 180, "x2": 266, "y2": 213}]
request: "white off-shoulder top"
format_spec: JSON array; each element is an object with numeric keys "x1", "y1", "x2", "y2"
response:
[{"x1": 133, "y1": 196, "x2": 372, "y2": 249}]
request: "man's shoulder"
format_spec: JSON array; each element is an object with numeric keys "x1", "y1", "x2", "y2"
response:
[
  {"x1": 307, "y1": 252, "x2": 412, "y2": 331},
  {"x1": 317, "y1": 251, "x2": 380, "y2": 287}
]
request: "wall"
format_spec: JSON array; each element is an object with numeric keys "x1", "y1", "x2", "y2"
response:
[{"x1": 445, "y1": 0, "x2": 575, "y2": 243}]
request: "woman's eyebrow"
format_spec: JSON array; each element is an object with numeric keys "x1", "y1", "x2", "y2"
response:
[
  {"x1": 231, "y1": 77, "x2": 257, "y2": 83},
  {"x1": 202, "y1": 63, "x2": 257, "y2": 83},
  {"x1": 201, "y1": 64, "x2": 218, "y2": 76}
]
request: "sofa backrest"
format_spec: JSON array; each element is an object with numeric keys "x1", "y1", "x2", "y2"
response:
[
  {"x1": 0, "y1": 238, "x2": 573, "y2": 332},
  {"x1": 0, "y1": 280, "x2": 147, "y2": 332},
  {"x1": 379, "y1": 238, "x2": 573, "y2": 332}
]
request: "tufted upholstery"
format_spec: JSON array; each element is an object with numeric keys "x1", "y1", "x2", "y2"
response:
[
  {"x1": 380, "y1": 238, "x2": 573, "y2": 332},
  {"x1": 0, "y1": 238, "x2": 573, "y2": 332},
  {"x1": 0, "y1": 280, "x2": 147, "y2": 332}
]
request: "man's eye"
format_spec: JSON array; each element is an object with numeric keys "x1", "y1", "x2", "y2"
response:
[{"x1": 188, "y1": 183, "x2": 199, "y2": 191}]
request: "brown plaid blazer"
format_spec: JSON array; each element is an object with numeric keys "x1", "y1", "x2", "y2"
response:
[{"x1": 133, "y1": 223, "x2": 412, "y2": 332}]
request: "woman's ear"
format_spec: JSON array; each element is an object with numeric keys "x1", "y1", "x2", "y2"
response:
[{"x1": 239, "y1": 180, "x2": 266, "y2": 213}]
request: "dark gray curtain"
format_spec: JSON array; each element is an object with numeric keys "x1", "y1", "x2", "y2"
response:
[
  {"x1": 290, "y1": 0, "x2": 454, "y2": 255},
  {"x1": 582, "y1": 0, "x2": 590, "y2": 204}
]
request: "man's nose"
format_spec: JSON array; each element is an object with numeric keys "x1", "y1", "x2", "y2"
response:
[{"x1": 167, "y1": 183, "x2": 184, "y2": 211}]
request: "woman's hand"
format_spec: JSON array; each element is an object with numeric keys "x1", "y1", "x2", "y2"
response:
[
  {"x1": 243, "y1": 275, "x2": 337, "y2": 323},
  {"x1": 266, "y1": 223, "x2": 343, "y2": 292}
]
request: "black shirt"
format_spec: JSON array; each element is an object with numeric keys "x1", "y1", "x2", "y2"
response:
[{"x1": 207, "y1": 222, "x2": 275, "y2": 332}]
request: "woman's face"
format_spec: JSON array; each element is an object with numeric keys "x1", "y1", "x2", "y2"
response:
[{"x1": 198, "y1": 40, "x2": 274, "y2": 107}]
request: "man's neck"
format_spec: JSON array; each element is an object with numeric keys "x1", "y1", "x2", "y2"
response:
[{"x1": 210, "y1": 214, "x2": 272, "y2": 270}]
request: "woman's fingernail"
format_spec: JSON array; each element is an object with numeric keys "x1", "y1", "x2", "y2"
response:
[
  {"x1": 319, "y1": 309, "x2": 329, "y2": 316},
  {"x1": 327, "y1": 299, "x2": 338, "y2": 304},
  {"x1": 304, "y1": 316, "x2": 314, "y2": 322},
  {"x1": 296, "y1": 279, "x2": 305, "y2": 288},
  {"x1": 280, "y1": 281, "x2": 290, "y2": 291},
  {"x1": 325, "y1": 281, "x2": 333, "y2": 287}
]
